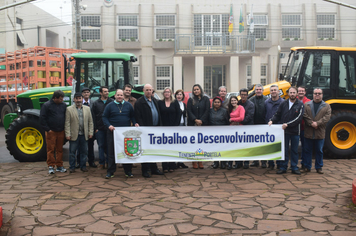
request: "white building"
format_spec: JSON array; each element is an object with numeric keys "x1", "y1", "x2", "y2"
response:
[
  {"x1": 75, "y1": 0, "x2": 356, "y2": 96},
  {"x1": 0, "y1": 0, "x2": 72, "y2": 53}
]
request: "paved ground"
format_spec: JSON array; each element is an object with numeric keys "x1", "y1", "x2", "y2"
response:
[{"x1": 0, "y1": 160, "x2": 356, "y2": 236}]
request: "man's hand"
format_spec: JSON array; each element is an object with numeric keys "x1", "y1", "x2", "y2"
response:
[
  {"x1": 95, "y1": 129, "x2": 98, "y2": 133},
  {"x1": 282, "y1": 123, "x2": 288, "y2": 130},
  {"x1": 268, "y1": 121, "x2": 273, "y2": 126},
  {"x1": 311, "y1": 121, "x2": 318, "y2": 129},
  {"x1": 66, "y1": 136, "x2": 71, "y2": 140},
  {"x1": 135, "y1": 123, "x2": 139, "y2": 127},
  {"x1": 109, "y1": 125, "x2": 115, "y2": 131}
]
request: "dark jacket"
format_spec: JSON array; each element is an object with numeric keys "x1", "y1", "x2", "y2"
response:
[
  {"x1": 239, "y1": 100, "x2": 255, "y2": 125},
  {"x1": 209, "y1": 107, "x2": 229, "y2": 125},
  {"x1": 187, "y1": 96, "x2": 210, "y2": 126},
  {"x1": 91, "y1": 97, "x2": 114, "y2": 131},
  {"x1": 271, "y1": 99, "x2": 304, "y2": 135},
  {"x1": 265, "y1": 97, "x2": 284, "y2": 123},
  {"x1": 303, "y1": 100, "x2": 331, "y2": 139},
  {"x1": 102, "y1": 101, "x2": 136, "y2": 128},
  {"x1": 250, "y1": 95, "x2": 268, "y2": 124},
  {"x1": 158, "y1": 100, "x2": 181, "y2": 126},
  {"x1": 40, "y1": 99, "x2": 67, "y2": 132},
  {"x1": 134, "y1": 96, "x2": 161, "y2": 126}
]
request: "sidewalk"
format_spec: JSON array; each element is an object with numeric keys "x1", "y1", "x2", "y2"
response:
[{"x1": 0, "y1": 159, "x2": 355, "y2": 236}]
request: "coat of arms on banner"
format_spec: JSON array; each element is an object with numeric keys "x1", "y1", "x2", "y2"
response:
[{"x1": 123, "y1": 130, "x2": 142, "y2": 159}]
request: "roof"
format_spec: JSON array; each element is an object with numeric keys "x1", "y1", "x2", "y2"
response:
[
  {"x1": 70, "y1": 53, "x2": 137, "y2": 61},
  {"x1": 291, "y1": 46, "x2": 356, "y2": 51}
]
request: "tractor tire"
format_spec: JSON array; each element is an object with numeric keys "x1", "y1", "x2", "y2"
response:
[
  {"x1": 324, "y1": 111, "x2": 356, "y2": 159},
  {"x1": 5, "y1": 115, "x2": 47, "y2": 162},
  {"x1": 1, "y1": 103, "x2": 13, "y2": 126}
]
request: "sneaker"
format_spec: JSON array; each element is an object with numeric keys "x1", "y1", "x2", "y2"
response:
[
  {"x1": 48, "y1": 166, "x2": 55, "y2": 174},
  {"x1": 56, "y1": 167, "x2": 67, "y2": 173},
  {"x1": 69, "y1": 169, "x2": 76, "y2": 173},
  {"x1": 125, "y1": 172, "x2": 133, "y2": 178},
  {"x1": 316, "y1": 168, "x2": 324, "y2": 174},
  {"x1": 105, "y1": 173, "x2": 114, "y2": 179}
]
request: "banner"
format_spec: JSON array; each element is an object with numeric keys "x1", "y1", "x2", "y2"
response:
[{"x1": 114, "y1": 125, "x2": 284, "y2": 163}]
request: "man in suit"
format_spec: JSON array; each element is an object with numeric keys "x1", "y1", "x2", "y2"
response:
[
  {"x1": 135, "y1": 84, "x2": 164, "y2": 178},
  {"x1": 65, "y1": 92, "x2": 94, "y2": 173}
]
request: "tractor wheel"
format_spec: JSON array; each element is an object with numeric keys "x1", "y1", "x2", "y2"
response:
[
  {"x1": 5, "y1": 115, "x2": 46, "y2": 162},
  {"x1": 1, "y1": 104, "x2": 14, "y2": 126},
  {"x1": 324, "y1": 111, "x2": 356, "y2": 158}
]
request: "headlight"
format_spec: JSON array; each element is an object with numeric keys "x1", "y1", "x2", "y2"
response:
[{"x1": 17, "y1": 104, "x2": 21, "y2": 113}]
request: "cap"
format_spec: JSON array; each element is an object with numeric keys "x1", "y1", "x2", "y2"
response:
[
  {"x1": 74, "y1": 92, "x2": 83, "y2": 98},
  {"x1": 82, "y1": 87, "x2": 90, "y2": 92}
]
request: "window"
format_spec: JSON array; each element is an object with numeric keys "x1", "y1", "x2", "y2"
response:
[
  {"x1": 282, "y1": 14, "x2": 302, "y2": 39},
  {"x1": 118, "y1": 15, "x2": 138, "y2": 41},
  {"x1": 261, "y1": 65, "x2": 267, "y2": 85},
  {"x1": 133, "y1": 66, "x2": 139, "y2": 85},
  {"x1": 248, "y1": 15, "x2": 268, "y2": 40},
  {"x1": 81, "y1": 15, "x2": 101, "y2": 40},
  {"x1": 156, "y1": 66, "x2": 172, "y2": 90},
  {"x1": 282, "y1": 65, "x2": 289, "y2": 76},
  {"x1": 247, "y1": 65, "x2": 252, "y2": 88},
  {"x1": 338, "y1": 53, "x2": 356, "y2": 97},
  {"x1": 317, "y1": 14, "x2": 335, "y2": 39},
  {"x1": 16, "y1": 17, "x2": 27, "y2": 46},
  {"x1": 155, "y1": 15, "x2": 175, "y2": 40}
]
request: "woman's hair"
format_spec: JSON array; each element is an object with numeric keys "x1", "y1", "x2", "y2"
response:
[
  {"x1": 191, "y1": 84, "x2": 204, "y2": 105},
  {"x1": 228, "y1": 95, "x2": 239, "y2": 114},
  {"x1": 174, "y1": 89, "x2": 185, "y2": 101},
  {"x1": 162, "y1": 87, "x2": 174, "y2": 102}
]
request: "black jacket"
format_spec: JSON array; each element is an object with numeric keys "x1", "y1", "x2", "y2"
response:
[
  {"x1": 135, "y1": 96, "x2": 161, "y2": 126},
  {"x1": 209, "y1": 107, "x2": 229, "y2": 125},
  {"x1": 239, "y1": 100, "x2": 255, "y2": 125},
  {"x1": 91, "y1": 97, "x2": 113, "y2": 131},
  {"x1": 271, "y1": 99, "x2": 304, "y2": 135},
  {"x1": 40, "y1": 99, "x2": 67, "y2": 132},
  {"x1": 187, "y1": 96, "x2": 210, "y2": 126},
  {"x1": 250, "y1": 95, "x2": 268, "y2": 124},
  {"x1": 158, "y1": 100, "x2": 181, "y2": 126}
]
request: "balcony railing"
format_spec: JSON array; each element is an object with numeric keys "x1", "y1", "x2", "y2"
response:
[{"x1": 175, "y1": 34, "x2": 255, "y2": 54}]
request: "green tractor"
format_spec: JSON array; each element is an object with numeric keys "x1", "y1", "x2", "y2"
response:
[{"x1": 4, "y1": 52, "x2": 143, "y2": 162}]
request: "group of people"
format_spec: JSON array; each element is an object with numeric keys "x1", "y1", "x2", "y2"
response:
[{"x1": 40, "y1": 82, "x2": 331, "y2": 178}]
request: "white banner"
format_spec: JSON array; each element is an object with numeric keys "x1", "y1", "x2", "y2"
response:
[{"x1": 114, "y1": 125, "x2": 285, "y2": 163}]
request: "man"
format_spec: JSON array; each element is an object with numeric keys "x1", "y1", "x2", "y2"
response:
[
  {"x1": 264, "y1": 84, "x2": 284, "y2": 169},
  {"x1": 123, "y1": 84, "x2": 137, "y2": 108},
  {"x1": 91, "y1": 86, "x2": 113, "y2": 169},
  {"x1": 40, "y1": 90, "x2": 67, "y2": 174},
  {"x1": 249, "y1": 84, "x2": 268, "y2": 168},
  {"x1": 235, "y1": 88, "x2": 255, "y2": 169},
  {"x1": 303, "y1": 88, "x2": 331, "y2": 174},
  {"x1": 218, "y1": 86, "x2": 228, "y2": 108},
  {"x1": 297, "y1": 86, "x2": 311, "y2": 169},
  {"x1": 102, "y1": 89, "x2": 139, "y2": 179},
  {"x1": 76, "y1": 87, "x2": 97, "y2": 168},
  {"x1": 268, "y1": 86, "x2": 304, "y2": 175},
  {"x1": 65, "y1": 92, "x2": 94, "y2": 173},
  {"x1": 135, "y1": 84, "x2": 164, "y2": 178}
]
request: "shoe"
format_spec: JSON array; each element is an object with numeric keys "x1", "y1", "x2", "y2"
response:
[
  {"x1": 125, "y1": 172, "x2": 133, "y2": 178},
  {"x1": 192, "y1": 162, "x2": 198, "y2": 169},
  {"x1": 177, "y1": 162, "x2": 188, "y2": 168},
  {"x1": 98, "y1": 164, "x2": 105, "y2": 169},
  {"x1": 169, "y1": 169, "x2": 174, "y2": 172},
  {"x1": 75, "y1": 163, "x2": 80, "y2": 169},
  {"x1": 304, "y1": 168, "x2": 311, "y2": 172},
  {"x1": 268, "y1": 165, "x2": 275, "y2": 170},
  {"x1": 81, "y1": 167, "x2": 88, "y2": 172},
  {"x1": 56, "y1": 166, "x2": 67, "y2": 173},
  {"x1": 316, "y1": 168, "x2": 324, "y2": 174},
  {"x1": 69, "y1": 169, "x2": 76, "y2": 173},
  {"x1": 212, "y1": 162, "x2": 219, "y2": 169},
  {"x1": 261, "y1": 162, "x2": 267, "y2": 168},
  {"x1": 227, "y1": 162, "x2": 232, "y2": 170},
  {"x1": 105, "y1": 173, "x2": 114, "y2": 179},
  {"x1": 163, "y1": 169, "x2": 169, "y2": 173},
  {"x1": 220, "y1": 162, "x2": 226, "y2": 169},
  {"x1": 250, "y1": 161, "x2": 259, "y2": 167},
  {"x1": 48, "y1": 166, "x2": 55, "y2": 174},
  {"x1": 152, "y1": 169, "x2": 164, "y2": 175},
  {"x1": 233, "y1": 163, "x2": 242, "y2": 169},
  {"x1": 276, "y1": 169, "x2": 287, "y2": 174},
  {"x1": 89, "y1": 162, "x2": 97, "y2": 168},
  {"x1": 198, "y1": 162, "x2": 204, "y2": 169},
  {"x1": 292, "y1": 170, "x2": 301, "y2": 175},
  {"x1": 142, "y1": 172, "x2": 151, "y2": 178},
  {"x1": 243, "y1": 162, "x2": 249, "y2": 169}
]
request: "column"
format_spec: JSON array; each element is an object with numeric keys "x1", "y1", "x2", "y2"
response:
[
  {"x1": 230, "y1": 56, "x2": 239, "y2": 92},
  {"x1": 195, "y1": 56, "x2": 204, "y2": 86},
  {"x1": 251, "y1": 56, "x2": 261, "y2": 85},
  {"x1": 173, "y1": 56, "x2": 182, "y2": 90}
]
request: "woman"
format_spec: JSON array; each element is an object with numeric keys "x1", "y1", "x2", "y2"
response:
[
  {"x1": 228, "y1": 96, "x2": 245, "y2": 170},
  {"x1": 210, "y1": 96, "x2": 229, "y2": 169},
  {"x1": 175, "y1": 89, "x2": 189, "y2": 168},
  {"x1": 187, "y1": 84, "x2": 210, "y2": 169},
  {"x1": 158, "y1": 87, "x2": 181, "y2": 172}
]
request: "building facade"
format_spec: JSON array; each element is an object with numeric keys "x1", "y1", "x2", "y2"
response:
[{"x1": 75, "y1": 0, "x2": 356, "y2": 96}]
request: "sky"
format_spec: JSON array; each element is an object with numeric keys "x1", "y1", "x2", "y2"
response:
[{"x1": 32, "y1": 0, "x2": 72, "y2": 24}]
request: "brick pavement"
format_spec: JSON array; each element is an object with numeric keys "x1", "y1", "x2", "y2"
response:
[{"x1": 0, "y1": 159, "x2": 355, "y2": 236}]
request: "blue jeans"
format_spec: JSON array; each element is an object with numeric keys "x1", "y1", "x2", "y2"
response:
[
  {"x1": 281, "y1": 134, "x2": 299, "y2": 171},
  {"x1": 96, "y1": 130, "x2": 108, "y2": 165},
  {"x1": 69, "y1": 135, "x2": 88, "y2": 170},
  {"x1": 300, "y1": 130, "x2": 306, "y2": 166},
  {"x1": 304, "y1": 138, "x2": 324, "y2": 170}
]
